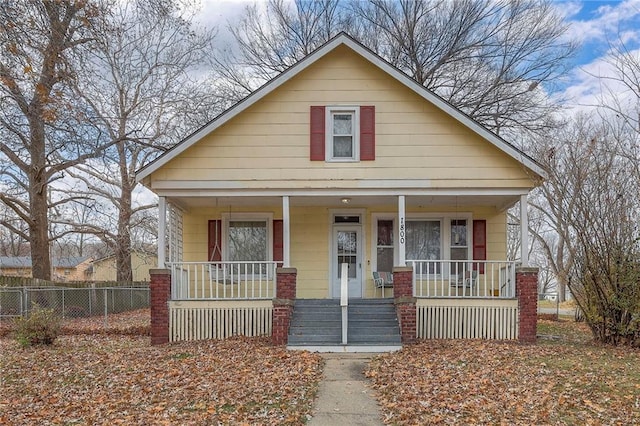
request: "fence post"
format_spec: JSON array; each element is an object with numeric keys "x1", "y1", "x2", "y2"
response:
[{"x1": 104, "y1": 289, "x2": 108, "y2": 327}]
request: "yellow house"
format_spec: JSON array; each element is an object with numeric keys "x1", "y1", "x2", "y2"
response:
[
  {"x1": 0, "y1": 256, "x2": 92, "y2": 282},
  {"x1": 89, "y1": 251, "x2": 157, "y2": 282},
  {"x1": 137, "y1": 33, "x2": 544, "y2": 349}
]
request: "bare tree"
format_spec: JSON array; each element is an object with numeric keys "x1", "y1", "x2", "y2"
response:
[
  {"x1": 352, "y1": 0, "x2": 576, "y2": 136},
  {"x1": 62, "y1": 0, "x2": 218, "y2": 282},
  {"x1": 0, "y1": 0, "x2": 115, "y2": 279},
  {"x1": 215, "y1": 0, "x2": 576, "y2": 137},
  {"x1": 213, "y1": 0, "x2": 353, "y2": 103},
  {"x1": 532, "y1": 114, "x2": 640, "y2": 345}
]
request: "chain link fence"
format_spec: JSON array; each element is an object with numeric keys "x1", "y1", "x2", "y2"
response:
[{"x1": 0, "y1": 286, "x2": 150, "y2": 324}]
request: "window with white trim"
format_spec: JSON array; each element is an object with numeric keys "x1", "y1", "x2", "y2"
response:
[
  {"x1": 327, "y1": 107, "x2": 359, "y2": 161},
  {"x1": 374, "y1": 214, "x2": 472, "y2": 275}
]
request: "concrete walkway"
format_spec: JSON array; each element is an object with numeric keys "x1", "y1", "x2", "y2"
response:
[{"x1": 308, "y1": 353, "x2": 384, "y2": 426}]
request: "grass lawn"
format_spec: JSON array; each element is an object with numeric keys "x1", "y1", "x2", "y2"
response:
[
  {"x1": 366, "y1": 319, "x2": 640, "y2": 425},
  {"x1": 0, "y1": 310, "x2": 324, "y2": 425}
]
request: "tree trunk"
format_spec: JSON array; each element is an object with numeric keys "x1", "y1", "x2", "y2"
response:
[
  {"x1": 28, "y1": 179, "x2": 51, "y2": 280},
  {"x1": 28, "y1": 113, "x2": 51, "y2": 280},
  {"x1": 115, "y1": 141, "x2": 134, "y2": 283}
]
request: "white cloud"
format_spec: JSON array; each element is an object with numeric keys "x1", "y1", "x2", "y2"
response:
[{"x1": 564, "y1": 0, "x2": 640, "y2": 45}]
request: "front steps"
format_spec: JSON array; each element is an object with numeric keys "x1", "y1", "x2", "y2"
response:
[{"x1": 287, "y1": 298, "x2": 402, "y2": 352}]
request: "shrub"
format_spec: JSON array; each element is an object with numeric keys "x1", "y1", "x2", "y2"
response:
[{"x1": 13, "y1": 304, "x2": 62, "y2": 347}]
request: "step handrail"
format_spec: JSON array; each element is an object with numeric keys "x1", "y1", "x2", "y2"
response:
[{"x1": 340, "y1": 263, "x2": 348, "y2": 345}]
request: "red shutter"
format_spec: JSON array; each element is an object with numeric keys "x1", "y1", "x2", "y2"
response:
[
  {"x1": 208, "y1": 220, "x2": 222, "y2": 262},
  {"x1": 473, "y1": 220, "x2": 486, "y2": 273},
  {"x1": 360, "y1": 105, "x2": 375, "y2": 160},
  {"x1": 310, "y1": 106, "x2": 325, "y2": 160},
  {"x1": 273, "y1": 219, "x2": 283, "y2": 265}
]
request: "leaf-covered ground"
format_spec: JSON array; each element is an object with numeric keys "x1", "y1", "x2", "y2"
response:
[
  {"x1": 0, "y1": 311, "x2": 324, "y2": 425},
  {"x1": 366, "y1": 320, "x2": 640, "y2": 425}
]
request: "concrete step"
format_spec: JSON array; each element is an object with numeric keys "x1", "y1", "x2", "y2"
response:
[
  {"x1": 288, "y1": 334, "x2": 342, "y2": 345},
  {"x1": 288, "y1": 298, "x2": 401, "y2": 347}
]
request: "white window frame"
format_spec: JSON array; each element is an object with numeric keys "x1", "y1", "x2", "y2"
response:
[
  {"x1": 370, "y1": 214, "x2": 398, "y2": 273},
  {"x1": 326, "y1": 106, "x2": 359, "y2": 162},
  {"x1": 221, "y1": 212, "x2": 273, "y2": 262},
  {"x1": 372, "y1": 213, "x2": 472, "y2": 274}
]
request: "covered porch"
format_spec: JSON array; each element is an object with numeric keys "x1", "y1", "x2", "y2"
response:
[
  {"x1": 149, "y1": 191, "x2": 538, "y2": 346},
  {"x1": 155, "y1": 190, "x2": 532, "y2": 299}
]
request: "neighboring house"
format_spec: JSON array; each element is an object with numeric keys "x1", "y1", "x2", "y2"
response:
[
  {"x1": 0, "y1": 256, "x2": 93, "y2": 282},
  {"x1": 136, "y1": 33, "x2": 543, "y2": 349},
  {"x1": 89, "y1": 251, "x2": 157, "y2": 282}
]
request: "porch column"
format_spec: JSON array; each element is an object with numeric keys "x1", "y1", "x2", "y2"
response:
[
  {"x1": 516, "y1": 266, "x2": 538, "y2": 343},
  {"x1": 272, "y1": 267, "x2": 297, "y2": 345},
  {"x1": 520, "y1": 194, "x2": 529, "y2": 267},
  {"x1": 398, "y1": 195, "x2": 406, "y2": 267},
  {"x1": 150, "y1": 268, "x2": 171, "y2": 345},
  {"x1": 282, "y1": 196, "x2": 290, "y2": 268},
  {"x1": 393, "y1": 266, "x2": 416, "y2": 343},
  {"x1": 158, "y1": 196, "x2": 167, "y2": 268}
]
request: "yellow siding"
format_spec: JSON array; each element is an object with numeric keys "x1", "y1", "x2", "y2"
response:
[
  {"x1": 91, "y1": 253, "x2": 157, "y2": 282},
  {"x1": 149, "y1": 45, "x2": 535, "y2": 190},
  {"x1": 182, "y1": 205, "x2": 507, "y2": 299}
]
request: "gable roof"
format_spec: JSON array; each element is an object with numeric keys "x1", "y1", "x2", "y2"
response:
[{"x1": 136, "y1": 32, "x2": 547, "y2": 182}]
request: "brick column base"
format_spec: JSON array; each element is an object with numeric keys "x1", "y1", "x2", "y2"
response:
[
  {"x1": 394, "y1": 266, "x2": 416, "y2": 344},
  {"x1": 516, "y1": 267, "x2": 539, "y2": 343},
  {"x1": 272, "y1": 268, "x2": 297, "y2": 345},
  {"x1": 150, "y1": 269, "x2": 171, "y2": 345}
]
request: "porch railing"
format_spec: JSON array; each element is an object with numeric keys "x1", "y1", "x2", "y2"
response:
[
  {"x1": 407, "y1": 260, "x2": 516, "y2": 298},
  {"x1": 168, "y1": 262, "x2": 277, "y2": 300}
]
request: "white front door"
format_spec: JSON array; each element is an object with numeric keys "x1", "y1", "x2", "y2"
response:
[{"x1": 332, "y1": 226, "x2": 362, "y2": 298}]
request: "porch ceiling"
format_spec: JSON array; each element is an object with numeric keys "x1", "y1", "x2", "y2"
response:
[{"x1": 170, "y1": 194, "x2": 522, "y2": 211}]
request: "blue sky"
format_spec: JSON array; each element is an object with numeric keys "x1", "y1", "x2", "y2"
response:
[{"x1": 556, "y1": 0, "x2": 640, "y2": 110}]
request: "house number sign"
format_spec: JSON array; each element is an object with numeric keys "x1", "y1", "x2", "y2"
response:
[{"x1": 399, "y1": 217, "x2": 405, "y2": 244}]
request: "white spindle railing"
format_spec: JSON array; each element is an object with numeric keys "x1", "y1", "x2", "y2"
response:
[
  {"x1": 168, "y1": 261, "x2": 277, "y2": 300},
  {"x1": 408, "y1": 260, "x2": 516, "y2": 298}
]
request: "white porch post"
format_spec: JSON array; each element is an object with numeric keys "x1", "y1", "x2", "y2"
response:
[
  {"x1": 520, "y1": 194, "x2": 529, "y2": 267},
  {"x1": 158, "y1": 196, "x2": 166, "y2": 268},
  {"x1": 282, "y1": 196, "x2": 291, "y2": 268},
  {"x1": 398, "y1": 195, "x2": 406, "y2": 267}
]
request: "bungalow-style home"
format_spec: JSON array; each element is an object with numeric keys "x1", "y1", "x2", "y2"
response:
[
  {"x1": 88, "y1": 251, "x2": 157, "y2": 282},
  {"x1": 137, "y1": 33, "x2": 543, "y2": 350},
  {"x1": 0, "y1": 256, "x2": 93, "y2": 282}
]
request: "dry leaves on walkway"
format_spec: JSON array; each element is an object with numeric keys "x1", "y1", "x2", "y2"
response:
[
  {"x1": 0, "y1": 335, "x2": 323, "y2": 425},
  {"x1": 366, "y1": 336, "x2": 640, "y2": 425}
]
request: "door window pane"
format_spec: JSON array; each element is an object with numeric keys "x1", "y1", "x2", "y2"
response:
[
  {"x1": 228, "y1": 221, "x2": 267, "y2": 261},
  {"x1": 337, "y1": 231, "x2": 357, "y2": 278}
]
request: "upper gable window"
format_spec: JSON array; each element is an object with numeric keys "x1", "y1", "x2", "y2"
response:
[
  {"x1": 328, "y1": 107, "x2": 359, "y2": 161},
  {"x1": 310, "y1": 105, "x2": 375, "y2": 162}
]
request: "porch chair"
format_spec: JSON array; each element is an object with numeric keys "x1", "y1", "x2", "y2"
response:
[{"x1": 373, "y1": 271, "x2": 394, "y2": 298}]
